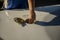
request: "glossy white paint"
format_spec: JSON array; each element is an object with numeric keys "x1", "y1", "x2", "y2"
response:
[{"x1": 0, "y1": 8, "x2": 60, "y2": 40}]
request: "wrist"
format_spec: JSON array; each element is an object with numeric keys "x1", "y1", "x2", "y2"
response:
[{"x1": 29, "y1": 9, "x2": 34, "y2": 13}]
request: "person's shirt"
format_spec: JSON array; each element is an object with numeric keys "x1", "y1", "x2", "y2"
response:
[{"x1": 4, "y1": 0, "x2": 28, "y2": 9}]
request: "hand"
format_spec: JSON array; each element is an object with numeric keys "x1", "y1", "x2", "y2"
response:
[{"x1": 26, "y1": 11, "x2": 36, "y2": 24}]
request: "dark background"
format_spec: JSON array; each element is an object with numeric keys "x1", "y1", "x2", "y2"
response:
[
  {"x1": 35, "y1": 0, "x2": 60, "y2": 7},
  {"x1": 0, "y1": 1, "x2": 3, "y2": 8},
  {"x1": 0, "y1": 0, "x2": 60, "y2": 8}
]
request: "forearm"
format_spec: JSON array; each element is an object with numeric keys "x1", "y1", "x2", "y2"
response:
[{"x1": 28, "y1": 0, "x2": 35, "y2": 11}]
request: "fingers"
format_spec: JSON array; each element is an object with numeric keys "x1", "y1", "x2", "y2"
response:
[{"x1": 25, "y1": 19, "x2": 34, "y2": 24}]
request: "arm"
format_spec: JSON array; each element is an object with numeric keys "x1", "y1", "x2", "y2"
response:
[
  {"x1": 27, "y1": 0, "x2": 36, "y2": 23},
  {"x1": 28, "y1": 0, "x2": 35, "y2": 11}
]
